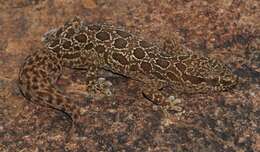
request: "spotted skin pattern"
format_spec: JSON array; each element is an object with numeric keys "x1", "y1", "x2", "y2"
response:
[
  {"x1": 18, "y1": 49, "x2": 81, "y2": 124},
  {"x1": 19, "y1": 17, "x2": 238, "y2": 134}
]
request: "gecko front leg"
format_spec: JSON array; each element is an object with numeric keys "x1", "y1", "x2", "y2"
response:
[
  {"x1": 73, "y1": 65, "x2": 113, "y2": 98},
  {"x1": 141, "y1": 81, "x2": 183, "y2": 112},
  {"x1": 86, "y1": 67, "x2": 113, "y2": 97}
]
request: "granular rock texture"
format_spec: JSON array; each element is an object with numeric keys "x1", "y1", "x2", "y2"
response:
[{"x1": 0, "y1": 0, "x2": 259, "y2": 151}]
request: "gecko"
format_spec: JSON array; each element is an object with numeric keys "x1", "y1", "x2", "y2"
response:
[{"x1": 18, "y1": 17, "x2": 238, "y2": 135}]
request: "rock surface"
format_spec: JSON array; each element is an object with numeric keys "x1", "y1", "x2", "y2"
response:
[{"x1": 0, "y1": 0, "x2": 259, "y2": 151}]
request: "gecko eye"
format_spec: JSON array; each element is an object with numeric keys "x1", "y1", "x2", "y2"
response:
[{"x1": 206, "y1": 78, "x2": 219, "y2": 87}]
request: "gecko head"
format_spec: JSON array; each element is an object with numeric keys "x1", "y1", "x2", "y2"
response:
[
  {"x1": 182, "y1": 55, "x2": 238, "y2": 93},
  {"x1": 205, "y1": 59, "x2": 238, "y2": 91}
]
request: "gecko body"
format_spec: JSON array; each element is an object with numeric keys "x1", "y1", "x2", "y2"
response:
[{"x1": 19, "y1": 17, "x2": 238, "y2": 131}]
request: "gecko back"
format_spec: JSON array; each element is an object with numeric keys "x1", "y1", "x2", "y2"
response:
[{"x1": 43, "y1": 17, "x2": 238, "y2": 94}]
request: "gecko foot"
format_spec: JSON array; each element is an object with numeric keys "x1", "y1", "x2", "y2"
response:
[
  {"x1": 87, "y1": 77, "x2": 113, "y2": 97},
  {"x1": 165, "y1": 95, "x2": 183, "y2": 112}
]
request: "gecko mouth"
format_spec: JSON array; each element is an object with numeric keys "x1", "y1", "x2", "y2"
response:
[
  {"x1": 213, "y1": 75, "x2": 238, "y2": 91},
  {"x1": 204, "y1": 74, "x2": 238, "y2": 91},
  {"x1": 221, "y1": 76, "x2": 239, "y2": 90}
]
